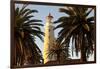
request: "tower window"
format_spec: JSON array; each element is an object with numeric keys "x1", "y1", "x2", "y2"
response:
[{"x1": 49, "y1": 29, "x2": 50, "y2": 32}]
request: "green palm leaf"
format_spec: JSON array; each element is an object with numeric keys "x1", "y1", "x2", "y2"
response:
[
  {"x1": 13, "y1": 4, "x2": 44, "y2": 66},
  {"x1": 54, "y1": 6, "x2": 95, "y2": 62}
]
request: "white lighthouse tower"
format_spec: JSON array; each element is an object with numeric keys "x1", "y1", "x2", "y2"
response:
[{"x1": 43, "y1": 13, "x2": 57, "y2": 64}]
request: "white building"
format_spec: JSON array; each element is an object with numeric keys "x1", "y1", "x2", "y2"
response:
[{"x1": 43, "y1": 13, "x2": 57, "y2": 64}]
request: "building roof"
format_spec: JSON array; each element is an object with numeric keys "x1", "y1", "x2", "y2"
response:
[{"x1": 47, "y1": 13, "x2": 53, "y2": 18}]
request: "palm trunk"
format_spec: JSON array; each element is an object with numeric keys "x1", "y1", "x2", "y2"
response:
[
  {"x1": 81, "y1": 35, "x2": 87, "y2": 62},
  {"x1": 81, "y1": 48, "x2": 87, "y2": 62},
  {"x1": 56, "y1": 51, "x2": 60, "y2": 64}
]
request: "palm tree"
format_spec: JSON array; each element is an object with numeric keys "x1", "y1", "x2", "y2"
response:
[
  {"x1": 54, "y1": 7, "x2": 95, "y2": 62},
  {"x1": 47, "y1": 41, "x2": 70, "y2": 64},
  {"x1": 13, "y1": 4, "x2": 44, "y2": 67}
]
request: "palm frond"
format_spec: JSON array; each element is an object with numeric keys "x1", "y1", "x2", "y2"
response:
[
  {"x1": 54, "y1": 6, "x2": 95, "y2": 62},
  {"x1": 59, "y1": 7, "x2": 74, "y2": 16},
  {"x1": 14, "y1": 4, "x2": 44, "y2": 66},
  {"x1": 85, "y1": 8, "x2": 93, "y2": 17},
  {"x1": 87, "y1": 17, "x2": 94, "y2": 22}
]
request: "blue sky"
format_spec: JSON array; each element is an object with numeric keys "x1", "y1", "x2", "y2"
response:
[
  {"x1": 30, "y1": 5, "x2": 67, "y2": 53},
  {"x1": 15, "y1": 4, "x2": 67, "y2": 53},
  {"x1": 15, "y1": 4, "x2": 94, "y2": 60}
]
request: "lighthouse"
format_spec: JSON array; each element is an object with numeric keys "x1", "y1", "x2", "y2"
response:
[{"x1": 43, "y1": 13, "x2": 57, "y2": 64}]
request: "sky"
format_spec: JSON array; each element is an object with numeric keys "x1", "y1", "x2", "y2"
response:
[
  {"x1": 15, "y1": 3, "x2": 94, "y2": 60},
  {"x1": 15, "y1": 3, "x2": 67, "y2": 52}
]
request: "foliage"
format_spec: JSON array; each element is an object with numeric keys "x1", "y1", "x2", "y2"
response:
[
  {"x1": 13, "y1": 4, "x2": 44, "y2": 66},
  {"x1": 54, "y1": 7, "x2": 95, "y2": 62}
]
